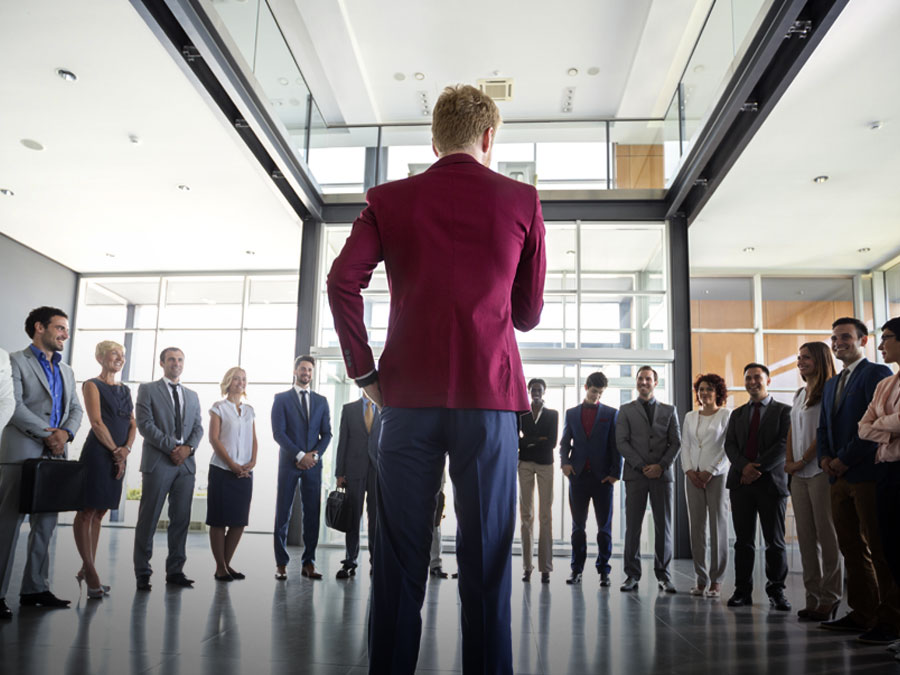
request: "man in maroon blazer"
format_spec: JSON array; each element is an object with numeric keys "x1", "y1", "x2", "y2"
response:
[{"x1": 327, "y1": 84, "x2": 545, "y2": 675}]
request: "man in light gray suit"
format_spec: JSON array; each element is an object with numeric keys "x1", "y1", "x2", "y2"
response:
[
  {"x1": 334, "y1": 391, "x2": 380, "y2": 578},
  {"x1": 616, "y1": 365, "x2": 681, "y2": 593},
  {"x1": 133, "y1": 347, "x2": 203, "y2": 590},
  {"x1": 0, "y1": 307, "x2": 83, "y2": 618}
]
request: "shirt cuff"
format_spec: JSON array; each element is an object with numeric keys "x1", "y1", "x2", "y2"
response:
[
  {"x1": 295, "y1": 451, "x2": 306, "y2": 463},
  {"x1": 62, "y1": 428, "x2": 74, "y2": 443},
  {"x1": 355, "y1": 369, "x2": 378, "y2": 388}
]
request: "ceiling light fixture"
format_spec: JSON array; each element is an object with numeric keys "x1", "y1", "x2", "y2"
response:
[
  {"x1": 858, "y1": 247, "x2": 871, "y2": 253},
  {"x1": 567, "y1": 68, "x2": 578, "y2": 76},
  {"x1": 56, "y1": 68, "x2": 77, "y2": 82},
  {"x1": 178, "y1": 184, "x2": 191, "y2": 191},
  {"x1": 393, "y1": 72, "x2": 406, "y2": 81},
  {"x1": 693, "y1": 64, "x2": 705, "y2": 74},
  {"x1": 813, "y1": 175, "x2": 829, "y2": 183},
  {"x1": 105, "y1": 252, "x2": 116, "y2": 258},
  {"x1": 742, "y1": 247, "x2": 755, "y2": 253},
  {"x1": 20, "y1": 139, "x2": 44, "y2": 151},
  {"x1": 278, "y1": 77, "x2": 289, "y2": 86},
  {"x1": 869, "y1": 120, "x2": 883, "y2": 130},
  {"x1": 414, "y1": 72, "x2": 425, "y2": 81},
  {"x1": 587, "y1": 67, "x2": 600, "y2": 76},
  {"x1": 0, "y1": 188, "x2": 14, "y2": 196},
  {"x1": 128, "y1": 134, "x2": 140, "y2": 144},
  {"x1": 245, "y1": 250, "x2": 256, "y2": 255}
]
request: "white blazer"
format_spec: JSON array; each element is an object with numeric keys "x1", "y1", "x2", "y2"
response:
[{"x1": 681, "y1": 407, "x2": 731, "y2": 475}]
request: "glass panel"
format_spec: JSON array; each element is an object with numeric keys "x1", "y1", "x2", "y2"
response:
[
  {"x1": 516, "y1": 296, "x2": 575, "y2": 348},
  {"x1": 762, "y1": 277, "x2": 854, "y2": 330},
  {"x1": 308, "y1": 124, "x2": 378, "y2": 194},
  {"x1": 580, "y1": 295, "x2": 632, "y2": 348},
  {"x1": 245, "y1": 276, "x2": 299, "y2": 328},
  {"x1": 206, "y1": 0, "x2": 261, "y2": 68},
  {"x1": 691, "y1": 332, "x2": 755, "y2": 392},
  {"x1": 580, "y1": 225, "x2": 665, "y2": 286},
  {"x1": 690, "y1": 277, "x2": 753, "y2": 329},
  {"x1": 544, "y1": 224, "x2": 576, "y2": 292},
  {"x1": 663, "y1": 92, "x2": 682, "y2": 186},
  {"x1": 763, "y1": 334, "x2": 832, "y2": 391},
  {"x1": 382, "y1": 126, "x2": 434, "y2": 181},
  {"x1": 887, "y1": 262, "x2": 900, "y2": 318},
  {"x1": 240, "y1": 329, "x2": 296, "y2": 384},
  {"x1": 609, "y1": 120, "x2": 666, "y2": 190},
  {"x1": 155, "y1": 330, "x2": 241, "y2": 382}
]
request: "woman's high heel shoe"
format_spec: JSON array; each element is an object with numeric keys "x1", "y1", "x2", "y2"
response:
[
  {"x1": 76, "y1": 570, "x2": 85, "y2": 590},
  {"x1": 87, "y1": 587, "x2": 105, "y2": 600}
]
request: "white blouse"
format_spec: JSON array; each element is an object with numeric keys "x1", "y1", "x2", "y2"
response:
[
  {"x1": 209, "y1": 399, "x2": 255, "y2": 470},
  {"x1": 790, "y1": 387, "x2": 822, "y2": 479},
  {"x1": 681, "y1": 407, "x2": 730, "y2": 476}
]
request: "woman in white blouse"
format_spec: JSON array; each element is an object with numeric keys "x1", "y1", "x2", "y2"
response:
[
  {"x1": 681, "y1": 373, "x2": 731, "y2": 598},
  {"x1": 207, "y1": 367, "x2": 258, "y2": 581},
  {"x1": 785, "y1": 341, "x2": 840, "y2": 621}
]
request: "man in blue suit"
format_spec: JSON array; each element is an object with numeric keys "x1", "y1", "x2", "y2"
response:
[
  {"x1": 272, "y1": 355, "x2": 332, "y2": 580},
  {"x1": 817, "y1": 317, "x2": 898, "y2": 642},
  {"x1": 559, "y1": 371, "x2": 622, "y2": 587}
]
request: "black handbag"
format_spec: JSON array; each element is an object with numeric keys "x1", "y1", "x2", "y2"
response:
[
  {"x1": 19, "y1": 457, "x2": 87, "y2": 513},
  {"x1": 325, "y1": 487, "x2": 354, "y2": 533}
]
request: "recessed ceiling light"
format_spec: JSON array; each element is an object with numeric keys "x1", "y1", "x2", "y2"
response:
[
  {"x1": 587, "y1": 66, "x2": 600, "y2": 76},
  {"x1": 567, "y1": 68, "x2": 579, "y2": 76},
  {"x1": 128, "y1": 134, "x2": 140, "y2": 144},
  {"x1": 0, "y1": 188, "x2": 14, "y2": 196},
  {"x1": 693, "y1": 64, "x2": 705, "y2": 74},
  {"x1": 422, "y1": 110, "x2": 430, "y2": 116},
  {"x1": 278, "y1": 77, "x2": 289, "y2": 86},
  {"x1": 869, "y1": 121, "x2": 883, "y2": 130},
  {"x1": 178, "y1": 184, "x2": 191, "y2": 191},
  {"x1": 414, "y1": 72, "x2": 425, "y2": 81},
  {"x1": 56, "y1": 68, "x2": 77, "y2": 82},
  {"x1": 20, "y1": 139, "x2": 44, "y2": 151},
  {"x1": 393, "y1": 72, "x2": 406, "y2": 81},
  {"x1": 704, "y1": 289, "x2": 710, "y2": 294},
  {"x1": 858, "y1": 247, "x2": 871, "y2": 253},
  {"x1": 742, "y1": 246, "x2": 755, "y2": 253},
  {"x1": 813, "y1": 175, "x2": 829, "y2": 183}
]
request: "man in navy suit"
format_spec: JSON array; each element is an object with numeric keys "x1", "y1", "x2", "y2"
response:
[
  {"x1": 271, "y1": 355, "x2": 332, "y2": 580},
  {"x1": 559, "y1": 371, "x2": 622, "y2": 587},
  {"x1": 818, "y1": 318, "x2": 898, "y2": 643}
]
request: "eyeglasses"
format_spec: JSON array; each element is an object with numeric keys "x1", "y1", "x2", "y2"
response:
[{"x1": 881, "y1": 333, "x2": 897, "y2": 343}]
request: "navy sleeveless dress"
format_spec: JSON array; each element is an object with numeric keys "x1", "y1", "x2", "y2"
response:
[{"x1": 80, "y1": 379, "x2": 133, "y2": 509}]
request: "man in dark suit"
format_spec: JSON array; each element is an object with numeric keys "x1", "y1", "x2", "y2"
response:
[
  {"x1": 133, "y1": 347, "x2": 204, "y2": 590},
  {"x1": 327, "y1": 84, "x2": 545, "y2": 675},
  {"x1": 0, "y1": 307, "x2": 83, "y2": 618},
  {"x1": 817, "y1": 317, "x2": 898, "y2": 643},
  {"x1": 518, "y1": 378, "x2": 558, "y2": 584},
  {"x1": 559, "y1": 371, "x2": 621, "y2": 587},
  {"x1": 271, "y1": 355, "x2": 332, "y2": 581},
  {"x1": 334, "y1": 391, "x2": 380, "y2": 579},
  {"x1": 616, "y1": 366, "x2": 681, "y2": 593},
  {"x1": 724, "y1": 362, "x2": 792, "y2": 610}
]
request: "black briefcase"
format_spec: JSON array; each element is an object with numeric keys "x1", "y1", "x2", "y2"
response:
[
  {"x1": 325, "y1": 488, "x2": 354, "y2": 533},
  {"x1": 19, "y1": 457, "x2": 87, "y2": 513}
]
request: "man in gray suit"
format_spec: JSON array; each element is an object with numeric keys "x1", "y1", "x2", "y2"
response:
[
  {"x1": 334, "y1": 391, "x2": 380, "y2": 579},
  {"x1": 133, "y1": 347, "x2": 203, "y2": 590},
  {"x1": 616, "y1": 365, "x2": 681, "y2": 593},
  {"x1": 0, "y1": 348, "x2": 13, "y2": 431},
  {"x1": 0, "y1": 307, "x2": 83, "y2": 618}
]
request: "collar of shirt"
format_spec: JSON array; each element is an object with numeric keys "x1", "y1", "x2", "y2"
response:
[
  {"x1": 752, "y1": 395, "x2": 772, "y2": 408},
  {"x1": 293, "y1": 384, "x2": 311, "y2": 395},
  {"x1": 163, "y1": 377, "x2": 181, "y2": 389},
  {"x1": 29, "y1": 344, "x2": 61, "y2": 367},
  {"x1": 842, "y1": 355, "x2": 865, "y2": 376},
  {"x1": 529, "y1": 404, "x2": 544, "y2": 423},
  {"x1": 640, "y1": 397, "x2": 657, "y2": 406}
]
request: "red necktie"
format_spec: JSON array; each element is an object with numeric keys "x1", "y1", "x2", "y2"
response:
[{"x1": 745, "y1": 402, "x2": 762, "y2": 461}]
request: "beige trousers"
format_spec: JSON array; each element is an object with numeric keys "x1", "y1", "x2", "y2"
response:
[
  {"x1": 685, "y1": 473, "x2": 728, "y2": 586},
  {"x1": 518, "y1": 461, "x2": 554, "y2": 573},
  {"x1": 791, "y1": 471, "x2": 843, "y2": 609}
]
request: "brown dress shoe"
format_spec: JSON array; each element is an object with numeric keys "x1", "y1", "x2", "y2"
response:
[{"x1": 301, "y1": 564, "x2": 322, "y2": 580}]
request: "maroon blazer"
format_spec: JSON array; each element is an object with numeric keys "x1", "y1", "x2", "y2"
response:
[{"x1": 327, "y1": 153, "x2": 546, "y2": 411}]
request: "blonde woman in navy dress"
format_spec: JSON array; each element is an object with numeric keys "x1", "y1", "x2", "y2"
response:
[
  {"x1": 207, "y1": 367, "x2": 257, "y2": 581},
  {"x1": 74, "y1": 340, "x2": 136, "y2": 598}
]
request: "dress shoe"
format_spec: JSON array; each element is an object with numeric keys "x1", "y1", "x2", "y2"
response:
[
  {"x1": 336, "y1": 566, "x2": 356, "y2": 580},
  {"x1": 275, "y1": 567, "x2": 287, "y2": 581},
  {"x1": 226, "y1": 568, "x2": 245, "y2": 580},
  {"x1": 136, "y1": 576, "x2": 152, "y2": 591},
  {"x1": 566, "y1": 572, "x2": 582, "y2": 585},
  {"x1": 20, "y1": 591, "x2": 70, "y2": 608},
  {"x1": 214, "y1": 573, "x2": 234, "y2": 582},
  {"x1": 86, "y1": 587, "x2": 107, "y2": 599},
  {"x1": 820, "y1": 614, "x2": 868, "y2": 632},
  {"x1": 522, "y1": 570, "x2": 531, "y2": 583},
  {"x1": 301, "y1": 564, "x2": 322, "y2": 580},
  {"x1": 0, "y1": 598, "x2": 12, "y2": 619},
  {"x1": 727, "y1": 592, "x2": 752, "y2": 607},
  {"x1": 430, "y1": 567, "x2": 449, "y2": 579},
  {"x1": 769, "y1": 593, "x2": 791, "y2": 611},
  {"x1": 620, "y1": 577, "x2": 639, "y2": 592},
  {"x1": 659, "y1": 580, "x2": 677, "y2": 594},
  {"x1": 599, "y1": 573, "x2": 610, "y2": 587},
  {"x1": 858, "y1": 626, "x2": 899, "y2": 645},
  {"x1": 165, "y1": 573, "x2": 195, "y2": 587},
  {"x1": 541, "y1": 572, "x2": 551, "y2": 584},
  {"x1": 689, "y1": 586, "x2": 706, "y2": 596},
  {"x1": 887, "y1": 639, "x2": 900, "y2": 653}
]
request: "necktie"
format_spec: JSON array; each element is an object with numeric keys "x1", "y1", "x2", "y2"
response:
[
  {"x1": 745, "y1": 401, "x2": 762, "y2": 461},
  {"x1": 299, "y1": 390, "x2": 309, "y2": 421},
  {"x1": 170, "y1": 383, "x2": 183, "y2": 440},
  {"x1": 834, "y1": 369, "x2": 850, "y2": 409},
  {"x1": 364, "y1": 400, "x2": 374, "y2": 433}
]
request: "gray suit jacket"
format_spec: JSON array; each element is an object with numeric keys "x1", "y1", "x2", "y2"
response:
[
  {"x1": 0, "y1": 347, "x2": 83, "y2": 463},
  {"x1": 615, "y1": 399, "x2": 682, "y2": 482},
  {"x1": 335, "y1": 398, "x2": 380, "y2": 481},
  {"x1": 135, "y1": 379, "x2": 203, "y2": 474}
]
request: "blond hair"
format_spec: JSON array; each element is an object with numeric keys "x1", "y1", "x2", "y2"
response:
[
  {"x1": 95, "y1": 340, "x2": 125, "y2": 362},
  {"x1": 431, "y1": 84, "x2": 501, "y2": 154},
  {"x1": 219, "y1": 366, "x2": 247, "y2": 397}
]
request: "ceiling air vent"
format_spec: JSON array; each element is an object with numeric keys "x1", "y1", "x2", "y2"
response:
[{"x1": 477, "y1": 78, "x2": 513, "y2": 101}]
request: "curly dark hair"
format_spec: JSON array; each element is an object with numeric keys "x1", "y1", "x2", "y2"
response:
[{"x1": 693, "y1": 373, "x2": 727, "y2": 406}]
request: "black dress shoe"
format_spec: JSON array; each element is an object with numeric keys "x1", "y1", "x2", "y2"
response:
[
  {"x1": 820, "y1": 614, "x2": 868, "y2": 632},
  {"x1": 522, "y1": 570, "x2": 532, "y2": 583},
  {"x1": 727, "y1": 592, "x2": 752, "y2": 607},
  {"x1": 165, "y1": 573, "x2": 195, "y2": 587},
  {"x1": 0, "y1": 598, "x2": 12, "y2": 619},
  {"x1": 541, "y1": 573, "x2": 550, "y2": 584},
  {"x1": 336, "y1": 566, "x2": 356, "y2": 580},
  {"x1": 769, "y1": 593, "x2": 791, "y2": 611},
  {"x1": 20, "y1": 591, "x2": 70, "y2": 608},
  {"x1": 136, "y1": 576, "x2": 152, "y2": 591},
  {"x1": 226, "y1": 568, "x2": 245, "y2": 580},
  {"x1": 858, "y1": 626, "x2": 899, "y2": 644},
  {"x1": 430, "y1": 567, "x2": 449, "y2": 579},
  {"x1": 214, "y1": 573, "x2": 234, "y2": 582},
  {"x1": 566, "y1": 572, "x2": 582, "y2": 585},
  {"x1": 599, "y1": 573, "x2": 610, "y2": 587}
]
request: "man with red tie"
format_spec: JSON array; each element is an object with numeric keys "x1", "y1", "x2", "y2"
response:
[
  {"x1": 327, "y1": 84, "x2": 546, "y2": 675},
  {"x1": 724, "y1": 363, "x2": 792, "y2": 611}
]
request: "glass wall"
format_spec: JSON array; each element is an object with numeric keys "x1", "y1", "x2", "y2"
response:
[
  {"x1": 887, "y1": 260, "x2": 900, "y2": 319},
  {"x1": 70, "y1": 274, "x2": 299, "y2": 533}
]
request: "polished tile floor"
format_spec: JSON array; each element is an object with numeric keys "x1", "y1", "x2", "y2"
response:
[{"x1": 0, "y1": 526, "x2": 895, "y2": 674}]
